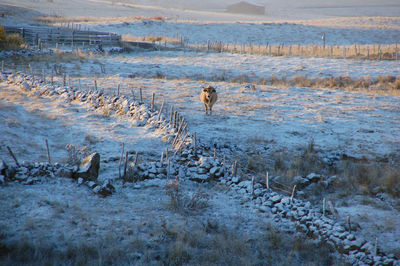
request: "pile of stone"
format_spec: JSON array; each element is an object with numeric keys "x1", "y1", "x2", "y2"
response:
[
  {"x1": 0, "y1": 152, "x2": 114, "y2": 197},
  {"x1": 126, "y1": 154, "x2": 225, "y2": 183},
  {"x1": 2, "y1": 71, "x2": 399, "y2": 265},
  {"x1": 293, "y1": 173, "x2": 337, "y2": 190},
  {"x1": 6, "y1": 72, "x2": 190, "y2": 152},
  {"x1": 220, "y1": 173, "x2": 398, "y2": 265}
]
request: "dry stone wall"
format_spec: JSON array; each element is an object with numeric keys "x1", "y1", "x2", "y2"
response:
[{"x1": 1, "y1": 72, "x2": 399, "y2": 266}]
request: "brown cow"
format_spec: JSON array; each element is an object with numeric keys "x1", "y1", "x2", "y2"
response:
[{"x1": 200, "y1": 86, "x2": 218, "y2": 115}]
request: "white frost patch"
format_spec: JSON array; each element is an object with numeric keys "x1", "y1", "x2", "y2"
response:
[
  {"x1": 336, "y1": 200, "x2": 400, "y2": 257},
  {"x1": 0, "y1": 83, "x2": 168, "y2": 180}
]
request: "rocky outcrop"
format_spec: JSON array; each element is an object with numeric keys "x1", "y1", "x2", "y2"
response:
[{"x1": 75, "y1": 152, "x2": 100, "y2": 181}]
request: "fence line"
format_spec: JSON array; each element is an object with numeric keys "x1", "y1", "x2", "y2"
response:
[
  {"x1": 4, "y1": 26, "x2": 121, "y2": 47},
  {"x1": 190, "y1": 41, "x2": 399, "y2": 60},
  {"x1": 149, "y1": 34, "x2": 398, "y2": 61}
]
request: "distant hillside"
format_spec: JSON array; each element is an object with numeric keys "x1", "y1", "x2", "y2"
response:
[{"x1": 226, "y1": 1, "x2": 265, "y2": 15}]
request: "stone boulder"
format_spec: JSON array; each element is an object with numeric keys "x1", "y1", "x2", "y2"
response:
[
  {"x1": 0, "y1": 160, "x2": 7, "y2": 176},
  {"x1": 75, "y1": 152, "x2": 100, "y2": 181}
]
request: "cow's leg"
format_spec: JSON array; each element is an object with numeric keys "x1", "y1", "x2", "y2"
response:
[
  {"x1": 210, "y1": 106, "x2": 213, "y2": 116},
  {"x1": 204, "y1": 103, "x2": 208, "y2": 115}
]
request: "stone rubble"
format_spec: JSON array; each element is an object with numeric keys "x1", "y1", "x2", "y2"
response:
[{"x1": 2, "y1": 72, "x2": 399, "y2": 266}]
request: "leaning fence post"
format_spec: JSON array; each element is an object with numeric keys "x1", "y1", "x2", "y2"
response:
[
  {"x1": 1, "y1": 60, "x2": 4, "y2": 72},
  {"x1": 6, "y1": 146, "x2": 20, "y2": 167},
  {"x1": 290, "y1": 185, "x2": 296, "y2": 203},
  {"x1": 45, "y1": 139, "x2": 51, "y2": 164},
  {"x1": 157, "y1": 99, "x2": 164, "y2": 121},
  {"x1": 266, "y1": 171, "x2": 269, "y2": 188}
]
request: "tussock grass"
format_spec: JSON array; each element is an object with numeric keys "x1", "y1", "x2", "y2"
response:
[
  {"x1": 190, "y1": 42, "x2": 400, "y2": 60},
  {"x1": 129, "y1": 67, "x2": 400, "y2": 96},
  {"x1": 0, "y1": 233, "x2": 135, "y2": 266},
  {"x1": 338, "y1": 159, "x2": 400, "y2": 199},
  {"x1": 122, "y1": 34, "x2": 180, "y2": 45},
  {"x1": 0, "y1": 26, "x2": 24, "y2": 50},
  {"x1": 241, "y1": 138, "x2": 399, "y2": 202},
  {"x1": 65, "y1": 144, "x2": 91, "y2": 166},
  {"x1": 36, "y1": 15, "x2": 165, "y2": 25},
  {"x1": 161, "y1": 220, "x2": 342, "y2": 266},
  {"x1": 6, "y1": 49, "x2": 91, "y2": 75},
  {"x1": 164, "y1": 178, "x2": 209, "y2": 214}
]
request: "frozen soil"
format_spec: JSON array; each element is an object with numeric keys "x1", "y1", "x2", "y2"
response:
[
  {"x1": 0, "y1": 176, "x2": 343, "y2": 265},
  {"x1": 0, "y1": 79, "x2": 399, "y2": 264},
  {"x1": 0, "y1": 82, "x2": 343, "y2": 264},
  {"x1": 0, "y1": 0, "x2": 399, "y2": 264},
  {"x1": 0, "y1": 82, "x2": 168, "y2": 180}
]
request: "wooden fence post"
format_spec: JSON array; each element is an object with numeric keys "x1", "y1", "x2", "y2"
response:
[
  {"x1": 51, "y1": 69, "x2": 54, "y2": 85},
  {"x1": 347, "y1": 216, "x2": 351, "y2": 233},
  {"x1": 118, "y1": 143, "x2": 124, "y2": 178},
  {"x1": 157, "y1": 99, "x2": 164, "y2": 121},
  {"x1": 151, "y1": 92, "x2": 155, "y2": 111},
  {"x1": 6, "y1": 146, "x2": 20, "y2": 167},
  {"x1": 290, "y1": 185, "x2": 296, "y2": 203},
  {"x1": 45, "y1": 139, "x2": 51, "y2": 164},
  {"x1": 169, "y1": 105, "x2": 173, "y2": 123},
  {"x1": 139, "y1": 88, "x2": 143, "y2": 103},
  {"x1": 123, "y1": 151, "x2": 128, "y2": 178},
  {"x1": 193, "y1": 132, "x2": 196, "y2": 154},
  {"x1": 232, "y1": 161, "x2": 238, "y2": 177}
]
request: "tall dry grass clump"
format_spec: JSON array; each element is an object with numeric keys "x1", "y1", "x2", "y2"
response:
[
  {"x1": 0, "y1": 26, "x2": 24, "y2": 50},
  {"x1": 164, "y1": 177, "x2": 209, "y2": 214}
]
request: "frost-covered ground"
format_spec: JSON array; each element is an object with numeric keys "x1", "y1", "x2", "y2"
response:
[
  {"x1": 90, "y1": 19, "x2": 400, "y2": 45},
  {"x1": 0, "y1": 82, "x2": 168, "y2": 180},
  {"x1": 103, "y1": 50, "x2": 400, "y2": 80},
  {"x1": 11, "y1": 50, "x2": 400, "y2": 160},
  {"x1": 1, "y1": 0, "x2": 400, "y2": 264}
]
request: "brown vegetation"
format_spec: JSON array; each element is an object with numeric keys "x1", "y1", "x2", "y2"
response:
[
  {"x1": 242, "y1": 139, "x2": 400, "y2": 204},
  {"x1": 0, "y1": 26, "x2": 24, "y2": 50}
]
